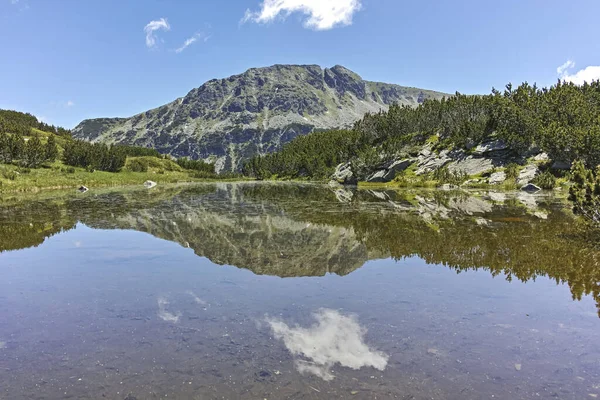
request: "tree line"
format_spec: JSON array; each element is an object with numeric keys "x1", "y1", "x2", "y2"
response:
[
  {"x1": 0, "y1": 109, "x2": 71, "y2": 137},
  {"x1": 0, "y1": 132, "x2": 58, "y2": 167},
  {"x1": 244, "y1": 80, "x2": 600, "y2": 179}
]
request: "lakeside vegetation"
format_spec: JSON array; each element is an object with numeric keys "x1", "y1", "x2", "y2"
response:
[
  {"x1": 0, "y1": 109, "x2": 239, "y2": 192},
  {"x1": 243, "y1": 80, "x2": 600, "y2": 181}
]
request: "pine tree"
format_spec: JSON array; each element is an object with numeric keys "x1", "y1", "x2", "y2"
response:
[
  {"x1": 44, "y1": 135, "x2": 58, "y2": 162},
  {"x1": 23, "y1": 135, "x2": 45, "y2": 168}
]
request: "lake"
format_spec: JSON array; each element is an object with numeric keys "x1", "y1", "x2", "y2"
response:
[{"x1": 1, "y1": 183, "x2": 599, "y2": 399}]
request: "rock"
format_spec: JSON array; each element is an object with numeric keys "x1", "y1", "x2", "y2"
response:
[
  {"x1": 475, "y1": 218, "x2": 490, "y2": 226},
  {"x1": 488, "y1": 171, "x2": 506, "y2": 185},
  {"x1": 440, "y1": 184, "x2": 459, "y2": 191},
  {"x1": 517, "y1": 164, "x2": 539, "y2": 186},
  {"x1": 514, "y1": 363, "x2": 522, "y2": 371},
  {"x1": 488, "y1": 191, "x2": 507, "y2": 203},
  {"x1": 473, "y1": 139, "x2": 508, "y2": 155},
  {"x1": 331, "y1": 162, "x2": 357, "y2": 185},
  {"x1": 366, "y1": 169, "x2": 387, "y2": 183},
  {"x1": 144, "y1": 180, "x2": 157, "y2": 189},
  {"x1": 448, "y1": 156, "x2": 496, "y2": 176},
  {"x1": 533, "y1": 152, "x2": 549, "y2": 161},
  {"x1": 521, "y1": 183, "x2": 541, "y2": 193},
  {"x1": 551, "y1": 160, "x2": 571, "y2": 170},
  {"x1": 124, "y1": 395, "x2": 138, "y2": 400},
  {"x1": 534, "y1": 211, "x2": 548, "y2": 220},
  {"x1": 416, "y1": 150, "x2": 453, "y2": 175},
  {"x1": 366, "y1": 159, "x2": 413, "y2": 182},
  {"x1": 78, "y1": 186, "x2": 88, "y2": 193}
]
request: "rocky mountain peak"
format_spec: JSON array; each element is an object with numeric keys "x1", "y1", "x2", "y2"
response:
[{"x1": 72, "y1": 64, "x2": 449, "y2": 172}]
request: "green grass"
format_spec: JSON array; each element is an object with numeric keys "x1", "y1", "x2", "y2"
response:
[{"x1": 0, "y1": 159, "x2": 219, "y2": 193}]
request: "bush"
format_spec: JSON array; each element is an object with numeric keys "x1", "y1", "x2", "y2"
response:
[
  {"x1": 505, "y1": 163, "x2": 520, "y2": 180},
  {"x1": 433, "y1": 166, "x2": 467, "y2": 185},
  {"x1": 569, "y1": 160, "x2": 600, "y2": 224},
  {"x1": 532, "y1": 170, "x2": 557, "y2": 189},
  {"x1": 127, "y1": 158, "x2": 149, "y2": 172},
  {"x1": 1, "y1": 167, "x2": 17, "y2": 180}
]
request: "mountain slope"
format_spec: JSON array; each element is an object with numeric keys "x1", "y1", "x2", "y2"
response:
[{"x1": 72, "y1": 64, "x2": 449, "y2": 172}]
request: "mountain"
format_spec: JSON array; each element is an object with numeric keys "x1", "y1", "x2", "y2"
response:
[{"x1": 72, "y1": 65, "x2": 449, "y2": 172}]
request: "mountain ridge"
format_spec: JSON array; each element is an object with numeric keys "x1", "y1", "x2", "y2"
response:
[{"x1": 72, "y1": 64, "x2": 449, "y2": 172}]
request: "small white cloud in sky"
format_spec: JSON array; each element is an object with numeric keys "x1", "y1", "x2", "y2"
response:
[
  {"x1": 66, "y1": 100, "x2": 75, "y2": 107},
  {"x1": 557, "y1": 60, "x2": 600, "y2": 85},
  {"x1": 242, "y1": 0, "x2": 362, "y2": 30},
  {"x1": 556, "y1": 60, "x2": 575, "y2": 76},
  {"x1": 144, "y1": 18, "x2": 171, "y2": 48},
  {"x1": 175, "y1": 32, "x2": 210, "y2": 53}
]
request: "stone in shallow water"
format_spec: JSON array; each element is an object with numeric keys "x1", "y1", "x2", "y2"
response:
[
  {"x1": 521, "y1": 183, "x2": 541, "y2": 193},
  {"x1": 0, "y1": 341, "x2": 6, "y2": 349},
  {"x1": 143, "y1": 180, "x2": 157, "y2": 189}
]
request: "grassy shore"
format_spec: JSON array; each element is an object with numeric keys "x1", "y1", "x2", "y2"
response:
[{"x1": 0, "y1": 159, "x2": 244, "y2": 193}]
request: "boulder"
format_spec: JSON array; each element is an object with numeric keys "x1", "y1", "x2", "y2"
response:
[
  {"x1": 78, "y1": 186, "x2": 89, "y2": 193},
  {"x1": 367, "y1": 158, "x2": 413, "y2": 182},
  {"x1": 448, "y1": 156, "x2": 495, "y2": 176},
  {"x1": 473, "y1": 139, "x2": 508, "y2": 155},
  {"x1": 533, "y1": 152, "x2": 549, "y2": 162},
  {"x1": 144, "y1": 180, "x2": 157, "y2": 189},
  {"x1": 517, "y1": 164, "x2": 539, "y2": 186},
  {"x1": 521, "y1": 183, "x2": 541, "y2": 193},
  {"x1": 415, "y1": 150, "x2": 453, "y2": 175},
  {"x1": 488, "y1": 171, "x2": 506, "y2": 185},
  {"x1": 487, "y1": 191, "x2": 507, "y2": 203},
  {"x1": 331, "y1": 162, "x2": 357, "y2": 185},
  {"x1": 551, "y1": 160, "x2": 571, "y2": 170}
]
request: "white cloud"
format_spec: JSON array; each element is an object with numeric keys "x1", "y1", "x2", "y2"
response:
[
  {"x1": 144, "y1": 18, "x2": 170, "y2": 48},
  {"x1": 66, "y1": 100, "x2": 75, "y2": 107},
  {"x1": 175, "y1": 32, "x2": 209, "y2": 53},
  {"x1": 557, "y1": 60, "x2": 600, "y2": 85},
  {"x1": 242, "y1": 0, "x2": 362, "y2": 31},
  {"x1": 556, "y1": 60, "x2": 575, "y2": 76},
  {"x1": 266, "y1": 308, "x2": 388, "y2": 381},
  {"x1": 562, "y1": 66, "x2": 600, "y2": 85}
]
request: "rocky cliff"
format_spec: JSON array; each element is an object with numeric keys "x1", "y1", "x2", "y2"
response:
[{"x1": 72, "y1": 65, "x2": 448, "y2": 172}]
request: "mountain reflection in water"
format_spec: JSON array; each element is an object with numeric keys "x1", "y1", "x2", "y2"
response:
[{"x1": 0, "y1": 182, "x2": 599, "y2": 315}]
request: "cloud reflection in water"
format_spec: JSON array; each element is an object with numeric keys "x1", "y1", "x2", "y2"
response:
[
  {"x1": 267, "y1": 308, "x2": 388, "y2": 381},
  {"x1": 157, "y1": 297, "x2": 181, "y2": 323}
]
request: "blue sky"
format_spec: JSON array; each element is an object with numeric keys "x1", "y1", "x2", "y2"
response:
[{"x1": 1, "y1": 0, "x2": 599, "y2": 129}]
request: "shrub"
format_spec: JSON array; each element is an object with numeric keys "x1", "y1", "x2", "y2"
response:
[
  {"x1": 532, "y1": 170, "x2": 557, "y2": 189},
  {"x1": 505, "y1": 163, "x2": 520, "y2": 180},
  {"x1": 127, "y1": 158, "x2": 149, "y2": 172},
  {"x1": 569, "y1": 160, "x2": 600, "y2": 224},
  {"x1": 1, "y1": 167, "x2": 17, "y2": 180},
  {"x1": 433, "y1": 166, "x2": 467, "y2": 185}
]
